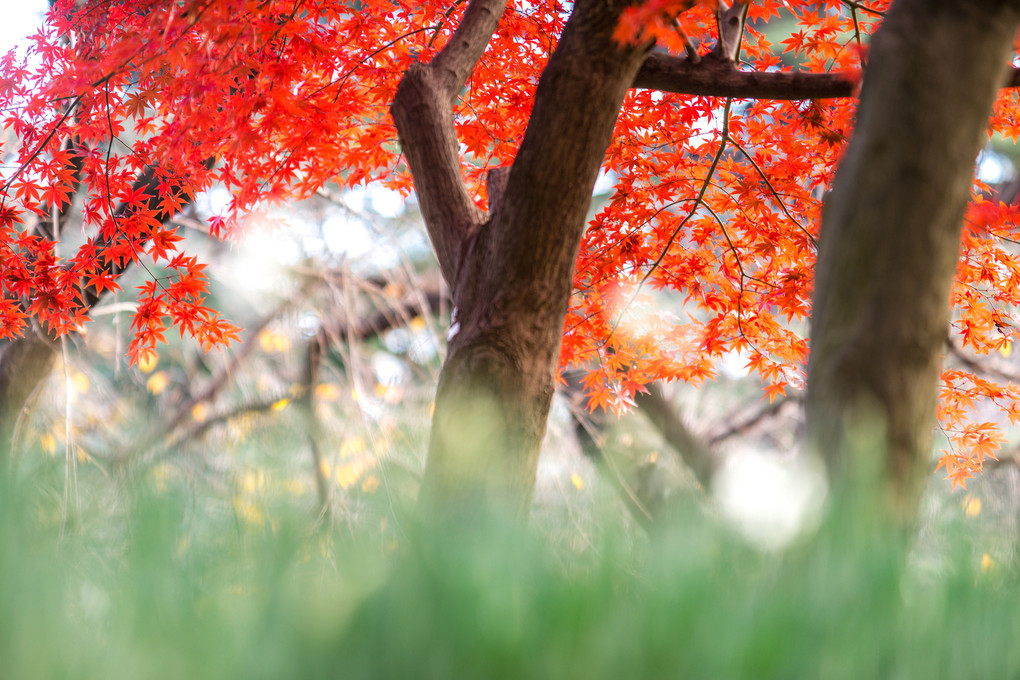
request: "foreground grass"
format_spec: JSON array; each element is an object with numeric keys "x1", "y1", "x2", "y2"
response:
[{"x1": 1, "y1": 473, "x2": 1018, "y2": 680}]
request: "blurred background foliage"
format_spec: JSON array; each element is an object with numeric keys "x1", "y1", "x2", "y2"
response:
[{"x1": 4, "y1": 168, "x2": 1020, "y2": 677}]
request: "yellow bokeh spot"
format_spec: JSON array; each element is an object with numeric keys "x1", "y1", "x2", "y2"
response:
[
  {"x1": 281, "y1": 477, "x2": 308, "y2": 497},
  {"x1": 571, "y1": 473, "x2": 585, "y2": 490},
  {"x1": 377, "y1": 383, "x2": 403, "y2": 404},
  {"x1": 361, "y1": 474, "x2": 380, "y2": 493},
  {"x1": 336, "y1": 464, "x2": 361, "y2": 489},
  {"x1": 319, "y1": 459, "x2": 331, "y2": 479},
  {"x1": 981, "y1": 553, "x2": 995, "y2": 573},
  {"x1": 240, "y1": 469, "x2": 267, "y2": 495},
  {"x1": 314, "y1": 382, "x2": 341, "y2": 401},
  {"x1": 191, "y1": 402, "x2": 208, "y2": 422},
  {"x1": 233, "y1": 496, "x2": 266, "y2": 527},
  {"x1": 138, "y1": 352, "x2": 159, "y2": 374},
  {"x1": 228, "y1": 413, "x2": 256, "y2": 441},
  {"x1": 271, "y1": 398, "x2": 290, "y2": 411},
  {"x1": 1001, "y1": 342, "x2": 1012, "y2": 358},
  {"x1": 40, "y1": 432, "x2": 56, "y2": 455},
  {"x1": 409, "y1": 316, "x2": 427, "y2": 332},
  {"x1": 340, "y1": 437, "x2": 366, "y2": 458},
  {"x1": 147, "y1": 371, "x2": 169, "y2": 395},
  {"x1": 258, "y1": 330, "x2": 291, "y2": 354},
  {"x1": 71, "y1": 372, "x2": 90, "y2": 394},
  {"x1": 648, "y1": 451, "x2": 659, "y2": 464},
  {"x1": 75, "y1": 446, "x2": 92, "y2": 463},
  {"x1": 963, "y1": 495, "x2": 982, "y2": 518},
  {"x1": 150, "y1": 462, "x2": 173, "y2": 493}
]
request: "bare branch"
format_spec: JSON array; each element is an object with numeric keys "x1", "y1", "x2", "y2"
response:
[
  {"x1": 634, "y1": 51, "x2": 857, "y2": 99},
  {"x1": 432, "y1": 0, "x2": 506, "y2": 98},
  {"x1": 707, "y1": 392, "x2": 800, "y2": 446},
  {"x1": 635, "y1": 51, "x2": 1020, "y2": 100},
  {"x1": 297, "y1": 335, "x2": 331, "y2": 517},
  {"x1": 634, "y1": 383, "x2": 715, "y2": 488},
  {"x1": 486, "y1": 166, "x2": 510, "y2": 215},
  {"x1": 945, "y1": 335, "x2": 1020, "y2": 385}
]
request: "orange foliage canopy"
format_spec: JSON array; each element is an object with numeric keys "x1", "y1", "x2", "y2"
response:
[{"x1": 0, "y1": 0, "x2": 1018, "y2": 485}]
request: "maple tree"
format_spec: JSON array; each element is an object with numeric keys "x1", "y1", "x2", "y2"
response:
[{"x1": 3, "y1": 0, "x2": 1020, "y2": 520}]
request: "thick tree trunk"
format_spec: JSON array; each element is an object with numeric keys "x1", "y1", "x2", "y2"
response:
[
  {"x1": 393, "y1": 0, "x2": 649, "y2": 520},
  {"x1": 806, "y1": 0, "x2": 1020, "y2": 520},
  {"x1": 421, "y1": 11, "x2": 650, "y2": 519}
]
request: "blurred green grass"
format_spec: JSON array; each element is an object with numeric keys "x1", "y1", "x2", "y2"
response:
[{"x1": 2, "y1": 464, "x2": 1019, "y2": 680}]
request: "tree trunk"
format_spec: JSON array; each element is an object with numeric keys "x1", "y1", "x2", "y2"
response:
[
  {"x1": 806, "y1": 0, "x2": 1020, "y2": 521},
  {"x1": 393, "y1": 0, "x2": 650, "y2": 521},
  {"x1": 0, "y1": 335, "x2": 56, "y2": 462}
]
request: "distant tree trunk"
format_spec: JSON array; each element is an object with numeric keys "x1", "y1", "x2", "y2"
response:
[
  {"x1": 0, "y1": 336, "x2": 56, "y2": 458},
  {"x1": 806, "y1": 0, "x2": 1020, "y2": 521}
]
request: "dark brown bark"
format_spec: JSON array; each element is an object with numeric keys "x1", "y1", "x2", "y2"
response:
[
  {"x1": 393, "y1": 0, "x2": 651, "y2": 520},
  {"x1": 390, "y1": 0, "x2": 500, "y2": 286},
  {"x1": 633, "y1": 47, "x2": 1020, "y2": 101},
  {"x1": 806, "y1": 0, "x2": 1020, "y2": 520}
]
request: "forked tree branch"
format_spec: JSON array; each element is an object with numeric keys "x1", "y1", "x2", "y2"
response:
[
  {"x1": 391, "y1": 0, "x2": 507, "y2": 286},
  {"x1": 944, "y1": 335, "x2": 1020, "y2": 385}
]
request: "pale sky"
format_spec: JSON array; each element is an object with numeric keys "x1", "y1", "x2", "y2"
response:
[{"x1": 0, "y1": 0, "x2": 48, "y2": 53}]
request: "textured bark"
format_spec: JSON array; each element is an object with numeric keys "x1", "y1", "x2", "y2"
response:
[
  {"x1": 394, "y1": 0, "x2": 650, "y2": 520},
  {"x1": 390, "y1": 0, "x2": 501, "y2": 286},
  {"x1": 806, "y1": 0, "x2": 1020, "y2": 520}
]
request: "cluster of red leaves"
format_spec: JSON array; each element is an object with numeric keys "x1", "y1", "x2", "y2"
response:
[
  {"x1": 2, "y1": 0, "x2": 1020, "y2": 483},
  {"x1": 0, "y1": 0, "x2": 565, "y2": 363},
  {"x1": 570, "y1": 0, "x2": 1020, "y2": 486},
  {"x1": 614, "y1": 0, "x2": 721, "y2": 46},
  {"x1": 568, "y1": 0, "x2": 857, "y2": 409}
]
